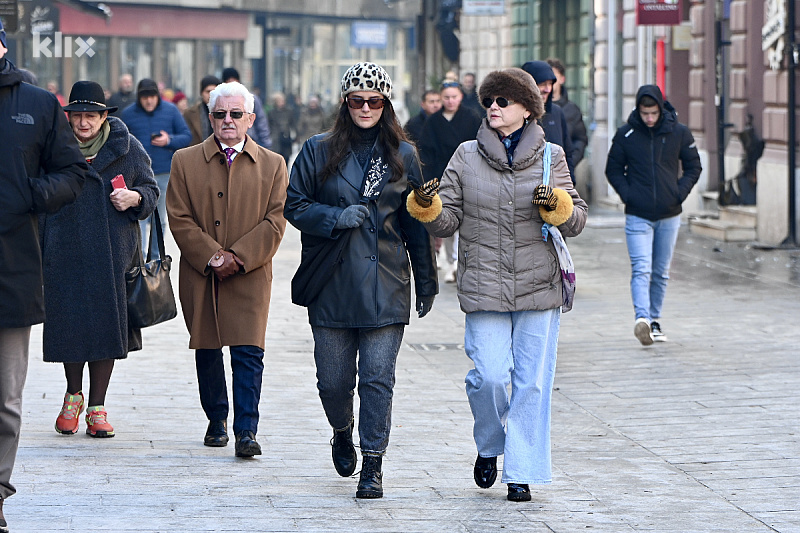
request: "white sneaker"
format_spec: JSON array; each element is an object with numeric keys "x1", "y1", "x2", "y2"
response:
[
  {"x1": 650, "y1": 321, "x2": 667, "y2": 342},
  {"x1": 444, "y1": 264, "x2": 457, "y2": 283},
  {"x1": 634, "y1": 318, "x2": 653, "y2": 346}
]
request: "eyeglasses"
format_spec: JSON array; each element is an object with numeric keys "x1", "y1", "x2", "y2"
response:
[
  {"x1": 346, "y1": 96, "x2": 386, "y2": 110},
  {"x1": 211, "y1": 110, "x2": 247, "y2": 119},
  {"x1": 482, "y1": 97, "x2": 515, "y2": 109}
]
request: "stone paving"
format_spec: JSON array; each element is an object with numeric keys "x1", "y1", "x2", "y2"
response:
[{"x1": 6, "y1": 210, "x2": 800, "y2": 532}]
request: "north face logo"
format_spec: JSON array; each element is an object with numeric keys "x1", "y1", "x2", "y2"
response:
[{"x1": 12, "y1": 113, "x2": 34, "y2": 125}]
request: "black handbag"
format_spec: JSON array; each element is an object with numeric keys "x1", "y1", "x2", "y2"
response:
[
  {"x1": 126, "y1": 209, "x2": 178, "y2": 328},
  {"x1": 291, "y1": 231, "x2": 351, "y2": 307}
]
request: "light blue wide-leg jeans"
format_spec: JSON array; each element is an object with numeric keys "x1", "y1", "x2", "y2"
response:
[
  {"x1": 625, "y1": 214, "x2": 681, "y2": 320},
  {"x1": 464, "y1": 308, "x2": 560, "y2": 484}
]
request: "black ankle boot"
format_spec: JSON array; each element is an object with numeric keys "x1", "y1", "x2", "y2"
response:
[
  {"x1": 356, "y1": 455, "x2": 383, "y2": 499},
  {"x1": 331, "y1": 419, "x2": 357, "y2": 477}
]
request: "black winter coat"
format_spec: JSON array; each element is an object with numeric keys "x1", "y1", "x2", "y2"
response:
[
  {"x1": 418, "y1": 107, "x2": 482, "y2": 182},
  {"x1": 605, "y1": 85, "x2": 702, "y2": 221},
  {"x1": 538, "y1": 102, "x2": 575, "y2": 182},
  {"x1": 403, "y1": 110, "x2": 427, "y2": 144},
  {"x1": 0, "y1": 60, "x2": 87, "y2": 328},
  {"x1": 553, "y1": 87, "x2": 588, "y2": 166},
  {"x1": 40, "y1": 117, "x2": 159, "y2": 361},
  {"x1": 285, "y1": 134, "x2": 438, "y2": 328}
]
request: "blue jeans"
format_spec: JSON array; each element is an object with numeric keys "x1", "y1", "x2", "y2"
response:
[
  {"x1": 195, "y1": 345, "x2": 264, "y2": 436},
  {"x1": 140, "y1": 172, "x2": 169, "y2": 260},
  {"x1": 625, "y1": 214, "x2": 681, "y2": 321},
  {"x1": 311, "y1": 324, "x2": 404, "y2": 456},
  {"x1": 464, "y1": 309, "x2": 560, "y2": 484}
]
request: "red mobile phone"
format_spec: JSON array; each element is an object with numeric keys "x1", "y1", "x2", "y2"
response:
[{"x1": 111, "y1": 174, "x2": 127, "y2": 190}]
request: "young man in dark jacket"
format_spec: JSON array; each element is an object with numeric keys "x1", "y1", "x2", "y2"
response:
[
  {"x1": 521, "y1": 60, "x2": 575, "y2": 182},
  {"x1": 605, "y1": 85, "x2": 702, "y2": 346},
  {"x1": 0, "y1": 23, "x2": 87, "y2": 531},
  {"x1": 547, "y1": 58, "x2": 589, "y2": 166}
]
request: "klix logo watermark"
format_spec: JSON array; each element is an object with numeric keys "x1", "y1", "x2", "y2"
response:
[{"x1": 33, "y1": 32, "x2": 96, "y2": 58}]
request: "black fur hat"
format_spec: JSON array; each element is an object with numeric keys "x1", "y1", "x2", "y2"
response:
[{"x1": 478, "y1": 68, "x2": 544, "y2": 120}]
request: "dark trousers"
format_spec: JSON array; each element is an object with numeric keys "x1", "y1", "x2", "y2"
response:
[{"x1": 195, "y1": 345, "x2": 264, "y2": 436}]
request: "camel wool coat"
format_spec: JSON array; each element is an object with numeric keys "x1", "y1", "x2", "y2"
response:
[{"x1": 166, "y1": 135, "x2": 288, "y2": 349}]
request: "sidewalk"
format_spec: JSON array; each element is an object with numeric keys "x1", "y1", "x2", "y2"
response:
[{"x1": 8, "y1": 211, "x2": 800, "y2": 532}]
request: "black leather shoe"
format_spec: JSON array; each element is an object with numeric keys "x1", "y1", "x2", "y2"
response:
[
  {"x1": 234, "y1": 431, "x2": 262, "y2": 457},
  {"x1": 331, "y1": 419, "x2": 357, "y2": 477},
  {"x1": 507, "y1": 483, "x2": 531, "y2": 502},
  {"x1": 474, "y1": 455, "x2": 497, "y2": 488},
  {"x1": 204, "y1": 420, "x2": 228, "y2": 447},
  {"x1": 356, "y1": 455, "x2": 383, "y2": 499},
  {"x1": 0, "y1": 497, "x2": 8, "y2": 533}
]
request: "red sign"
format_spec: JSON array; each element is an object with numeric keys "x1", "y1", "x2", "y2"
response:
[{"x1": 637, "y1": 0, "x2": 682, "y2": 26}]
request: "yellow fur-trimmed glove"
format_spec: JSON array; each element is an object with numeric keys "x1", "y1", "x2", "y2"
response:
[
  {"x1": 407, "y1": 178, "x2": 443, "y2": 223},
  {"x1": 538, "y1": 188, "x2": 574, "y2": 226},
  {"x1": 532, "y1": 184, "x2": 558, "y2": 211}
]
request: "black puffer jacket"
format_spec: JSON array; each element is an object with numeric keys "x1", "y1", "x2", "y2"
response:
[
  {"x1": 285, "y1": 134, "x2": 438, "y2": 328},
  {"x1": 553, "y1": 86, "x2": 588, "y2": 166},
  {"x1": 0, "y1": 59, "x2": 87, "y2": 328},
  {"x1": 605, "y1": 85, "x2": 702, "y2": 221}
]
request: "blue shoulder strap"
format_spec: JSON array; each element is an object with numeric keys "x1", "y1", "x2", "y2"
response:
[{"x1": 541, "y1": 142, "x2": 552, "y2": 241}]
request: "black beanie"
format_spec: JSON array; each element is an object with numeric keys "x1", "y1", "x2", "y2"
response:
[
  {"x1": 520, "y1": 61, "x2": 557, "y2": 85},
  {"x1": 137, "y1": 78, "x2": 159, "y2": 98}
]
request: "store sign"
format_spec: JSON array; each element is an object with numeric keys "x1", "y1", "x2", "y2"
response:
[
  {"x1": 462, "y1": 0, "x2": 505, "y2": 16},
  {"x1": 351, "y1": 22, "x2": 387, "y2": 49},
  {"x1": 637, "y1": 0, "x2": 682, "y2": 26},
  {"x1": 762, "y1": 0, "x2": 786, "y2": 70}
]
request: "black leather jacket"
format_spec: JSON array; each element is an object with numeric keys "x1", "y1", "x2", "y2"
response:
[{"x1": 285, "y1": 133, "x2": 438, "y2": 328}]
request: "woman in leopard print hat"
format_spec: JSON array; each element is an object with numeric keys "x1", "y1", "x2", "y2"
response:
[{"x1": 284, "y1": 62, "x2": 437, "y2": 500}]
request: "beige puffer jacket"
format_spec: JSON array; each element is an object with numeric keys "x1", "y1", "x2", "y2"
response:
[{"x1": 424, "y1": 120, "x2": 587, "y2": 313}]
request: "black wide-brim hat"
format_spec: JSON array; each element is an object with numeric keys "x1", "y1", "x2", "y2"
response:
[{"x1": 62, "y1": 80, "x2": 118, "y2": 113}]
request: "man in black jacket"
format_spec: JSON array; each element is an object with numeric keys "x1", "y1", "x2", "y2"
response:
[
  {"x1": 605, "y1": 85, "x2": 701, "y2": 346},
  {"x1": 521, "y1": 60, "x2": 575, "y2": 182},
  {"x1": 403, "y1": 89, "x2": 441, "y2": 143},
  {"x1": 547, "y1": 58, "x2": 588, "y2": 166},
  {"x1": 0, "y1": 22, "x2": 87, "y2": 532}
]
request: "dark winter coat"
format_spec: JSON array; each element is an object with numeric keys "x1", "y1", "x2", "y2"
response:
[
  {"x1": 120, "y1": 98, "x2": 192, "y2": 174},
  {"x1": 403, "y1": 110, "x2": 428, "y2": 144},
  {"x1": 605, "y1": 85, "x2": 702, "y2": 221},
  {"x1": 0, "y1": 59, "x2": 87, "y2": 328},
  {"x1": 183, "y1": 101, "x2": 212, "y2": 147},
  {"x1": 418, "y1": 106, "x2": 482, "y2": 182},
  {"x1": 553, "y1": 87, "x2": 588, "y2": 165},
  {"x1": 285, "y1": 134, "x2": 438, "y2": 328},
  {"x1": 40, "y1": 116, "x2": 159, "y2": 362}
]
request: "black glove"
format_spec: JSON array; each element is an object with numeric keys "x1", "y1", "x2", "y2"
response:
[
  {"x1": 334, "y1": 205, "x2": 370, "y2": 229},
  {"x1": 416, "y1": 295, "x2": 435, "y2": 318},
  {"x1": 414, "y1": 178, "x2": 440, "y2": 208},
  {"x1": 532, "y1": 184, "x2": 558, "y2": 211}
]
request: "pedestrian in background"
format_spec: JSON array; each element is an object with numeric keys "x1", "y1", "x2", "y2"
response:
[
  {"x1": 460, "y1": 72, "x2": 483, "y2": 116},
  {"x1": 546, "y1": 58, "x2": 588, "y2": 166},
  {"x1": 221, "y1": 67, "x2": 272, "y2": 149},
  {"x1": 284, "y1": 62, "x2": 438, "y2": 499},
  {"x1": 296, "y1": 95, "x2": 329, "y2": 144},
  {"x1": 167, "y1": 81, "x2": 288, "y2": 458},
  {"x1": 43, "y1": 81, "x2": 158, "y2": 439},
  {"x1": 107, "y1": 74, "x2": 135, "y2": 117},
  {"x1": 121, "y1": 78, "x2": 191, "y2": 257},
  {"x1": 268, "y1": 91, "x2": 295, "y2": 164},
  {"x1": 417, "y1": 79, "x2": 481, "y2": 283},
  {"x1": 0, "y1": 23, "x2": 88, "y2": 531},
  {"x1": 407, "y1": 68, "x2": 587, "y2": 502},
  {"x1": 403, "y1": 89, "x2": 441, "y2": 144},
  {"x1": 521, "y1": 60, "x2": 575, "y2": 182},
  {"x1": 183, "y1": 75, "x2": 220, "y2": 146},
  {"x1": 606, "y1": 84, "x2": 701, "y2": 346}
]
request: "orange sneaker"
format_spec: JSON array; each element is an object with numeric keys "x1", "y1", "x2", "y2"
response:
[
  {"x1": 55, "y1": 391, "x2": 84, "y2": 435},
  {"x1": 85, "y1": 406, "x2": 115, "y2": 438}
]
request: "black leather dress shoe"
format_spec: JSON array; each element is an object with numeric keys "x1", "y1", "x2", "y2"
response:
[
  {"x1": 235, "y1": 431, "x2": 262, "y2": 457},
  {"x1": 507, "y1": 483, "x2": 531, "y2": 502},
  {"x1": 474, "y1": 455, "x2": 497, "y2": 488},
  {"x1": 204, "y1": 420, "x2": 228, "y2": 447}
]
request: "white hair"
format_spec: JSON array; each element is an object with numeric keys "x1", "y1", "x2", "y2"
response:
[{"x1": 208, "y1": 81, "x2": 254, "y2": 113}]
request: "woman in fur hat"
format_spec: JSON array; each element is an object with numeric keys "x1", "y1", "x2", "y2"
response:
[
  {"x1": 284, "y1": 62, "x2": 438, "y2": 499},
  {"x1": 407, "y1": 68, "x2": 588, "y2": 502}
]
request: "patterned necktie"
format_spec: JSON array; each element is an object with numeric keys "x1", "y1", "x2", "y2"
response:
[{"x1": 223, "y1": 147, "x2": 236, "y2": 167}]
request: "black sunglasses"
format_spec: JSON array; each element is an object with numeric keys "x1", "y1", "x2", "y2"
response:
[
  {"x1": 346, "y1": 96, "x2": 386, "y2": 110},
  {"x1": 482, "y1": 97, "x2": 515, "y2": 109},
  {"x1": 211, "y1": 110, "x2": 247, "y2": 119}
]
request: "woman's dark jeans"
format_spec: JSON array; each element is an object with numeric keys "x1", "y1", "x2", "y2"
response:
[{"x1": 311, "y1": 324, "x2": 404, "y2": 455}]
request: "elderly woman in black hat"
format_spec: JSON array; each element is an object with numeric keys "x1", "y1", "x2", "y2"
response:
[
  {"x1": 40, "y1": 81, "x2": 158, "y2": 438},
  {"x1": 407, "y1": 68, "x2": 587, "y2": 502},
  {"x1": 284, "y1": 62, "x2": 437, "y2": 499}
]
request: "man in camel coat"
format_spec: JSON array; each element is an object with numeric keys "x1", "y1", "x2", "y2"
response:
[{"x1": 166, "y1": 81, "x2": 287, "y2": 458}]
